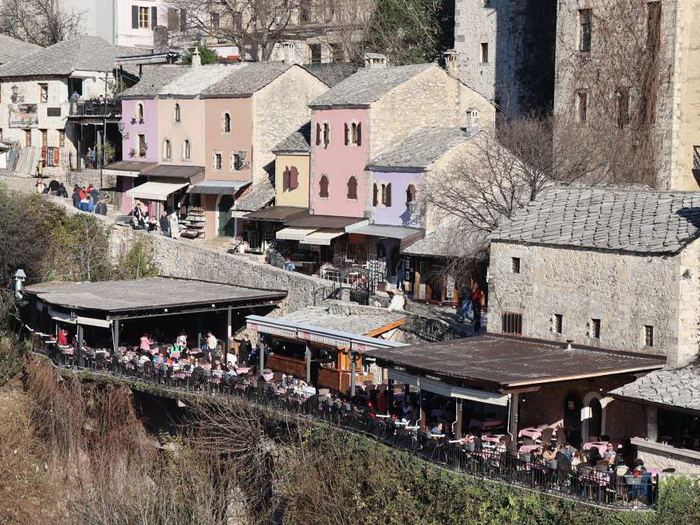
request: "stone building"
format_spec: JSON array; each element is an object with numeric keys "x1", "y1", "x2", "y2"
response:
[
  {"x1": 489, "y1": 187, "x2": 700, "y2": 368},
  {"x1": 553, "y1": 0, "x2": 700, "y2": 190},
  {"x1": 453, "y1": 0, "x2": 557, "y2": 118}
]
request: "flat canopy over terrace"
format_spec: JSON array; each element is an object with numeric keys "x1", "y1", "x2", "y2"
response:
[
  {"x1": 365, "y1": 334, "x2": 666, "y2": 390},
  {"x1": 24, "y1": 277, "x2": 287, "y2": 320}
]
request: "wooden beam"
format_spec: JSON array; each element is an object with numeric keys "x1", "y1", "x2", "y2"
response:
[{"x1": 364, "y1": 318, "x2": 406, "y2": 338}]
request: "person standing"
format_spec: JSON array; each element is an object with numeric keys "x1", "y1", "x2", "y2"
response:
[
  {"x1": 471, "y1": 283, "x2": 484, "y2": 333},
  {"x1": 159, "y1": 211, "x2": 170, "y2": 236},
  {"x1": 71, "y1": 185, "x2": 81, "y2": 208},
  {"x1": 239, "y1": 334, "x2": 251, "y2": 366},
  {"x1": 206, "y1": 331, "x2": 218, "y2": 356}
]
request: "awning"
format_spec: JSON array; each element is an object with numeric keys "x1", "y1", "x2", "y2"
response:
[
  {"x1": 299, "y1": 229, "x2": 345, "y2": 246},
  {"x1": 246, "y1": 206, "x2": 308, "y2": 222},
  {"x1": 287, "y1": 212, "x2": 368, "y2": 231},
  {"x1": 352, "y1": 225, "x2": 424, "y2": 248},
  {"x1": 143, "y1": 164, "x2": 204, "y2": 179},
  {"x1": 187, "y1": 180, "x2": 250, "y2": 195},
  {"x1": 388, "y1": 369, "x2": 509, "y2": 406},
  {"x1": 103, "y1": 161, "x2": 157, "y2": 178},
  {"x1": 388, "y1": 368, "x2": 419, "y2": 387},
  {"x1": 126, "y1": 181, "x2": 188, "y2": 201},
  {"x1": 276, "y1": 227, "x2": 317, "y2": 241}
]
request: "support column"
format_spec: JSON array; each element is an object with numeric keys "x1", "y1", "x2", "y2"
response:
[
  {"x1": 387, "y1": 378, "x2": 394, "y2": 416},
  {"x1": 508, "y1": 392, "x2": 519, "y2": 450},
  {"x1": 226, "y1": 307, "x2": 232, "y2": 365},
  {"x1": 305, "y1": 344, "x2": 311, "y2": 384},
  {"x1": 258, "y1": 340, "x2": 265, "y2": 378},
  {"x1": 455, "y1": 399, "x2": 463, "y2": 439},
  {"x1": 77, "y1": 324, "x2": 84, "y2": 368},
  {"x1": 647, "y1": 406, "x2": 658, "y2": 441},
  {"x1": 419, "y1": 389, "x2": 426, "y2": 427},
  {"x1": 350, "y1": 351, "x2": 356, "y2": 398},
  {"x1": 111, "y1": 320, "x2": 120, "y2": 355}
]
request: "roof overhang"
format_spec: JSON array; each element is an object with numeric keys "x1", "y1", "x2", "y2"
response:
[
  {"x1": 103, "y1": 161, "x2": 157, "y2": 178},
  {"x1": 126, "y1": 180, "x2": 188, "y2": 201},
  {"x1": 245, "y1": 206, "x2": 308, "y2": 222},
  {"x1": 299, "y1": 228, "x2": 345, "y2": 246},
  {"x1": 187, "y1": 180, "x2": 250, "y2": 195}
]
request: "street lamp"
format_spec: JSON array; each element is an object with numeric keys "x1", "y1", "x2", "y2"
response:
[{"x1": 13, "y1": 269, "x2": 26, "y2": 300}]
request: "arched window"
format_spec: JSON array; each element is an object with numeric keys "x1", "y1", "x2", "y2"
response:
[
  {"x1": 222, "y1": 112, "x2": 231, "y2": 133},
  {"x1": 352, "y1": 122, "x2": 361, "y2": 145},
  {"x1": 406, "y1": 184, "x2": 417, "y2": 204},
  {"x1": 174, "y1": 103, "x2": 181, "y2": 123},
  {"x1": 163, "y1": 139, "x2": 172, "y2": 159},
  {"x1": 136, "y1": 103, "x2": 144, "y2": 121},
  {"x1": 183, "y1": 139, "x2": 191, "y2": 160},
  {"x1": 347, "y1": 176, "x2": 357, "y2": 199},
  {"x1": 465, "y1": 108, "x2": 479, "y2": 132},
  {"x1": 372, "y1": 183, "x2": 378, "y2": 206},
  {"x1": 319, "y1": 175, "x2": 329, "y2": 198},
  {"x1": 322, "y1": 122, "x2": 330, "y2": 147}
]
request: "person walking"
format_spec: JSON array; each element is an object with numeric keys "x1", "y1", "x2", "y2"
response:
[
  {"x1": 471, "y1": 283, "x2": 484, "y2": 333},
  {"x1": 71, "y1": 185, "x2": 81, "y2": 208},
  {"x1": 159, "y1": 211, "x2": 170, "y2": 236}
]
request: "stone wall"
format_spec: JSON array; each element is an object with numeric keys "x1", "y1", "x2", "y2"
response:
[
  {"x1": 110, "y1": 226, "x2": 336, "y2": 314},
  {"x1": 488, "y1": 240, "x2": 700, "y2": 366}
]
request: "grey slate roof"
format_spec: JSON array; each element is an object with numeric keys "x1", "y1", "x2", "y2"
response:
[
  {"x1": 279, "y1": 304, "x2": 406, "y2": 336},
  {"x1": 309, "y1": 63, "x2": 435, "y2": 108},
  {"x1": 0, "y1": 36, "x2": 132, "y2": 78},
  {"x1": 303, "y1": 63, "x2": 358, "y2": 87},
  {"x1": 120, "y1": 65, "x2": 186, "y2": 98},
  {"x1": 611, "y1": 366, "x2": 700, "y2": 412},
  {"x1": 236, "y1": 179, "x2": 275, "y2": 212},
  {"x1": 158, "y1": 64, "x2": 240, "y2": 97},
  {"x1": 273, "y1": 123, "x2": 311, "y2": 154},
  {"x1": 0, "y1": 34, "x2": 41, "y2": 65},
  {"x1": 201, "y1": 62, "x2": 292, "y2": 97},
  {"x1": 369, "y1": 127, "x2": 474, "y2": 170},
  {"x1": 491, "y1": 187, "x2": 700, "y2": 254}
]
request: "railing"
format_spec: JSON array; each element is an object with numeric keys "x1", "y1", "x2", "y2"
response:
[
  {"x1": 36, "y1": 346, "x2": 657, "y2": 510},
  {"x1": 69, "y1": 100, "x2": 122, "y2": 117}
]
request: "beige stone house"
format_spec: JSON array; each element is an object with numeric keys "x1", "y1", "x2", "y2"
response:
[{"x1": 490, "y1": 187, "x2": 700, "y2": 471}]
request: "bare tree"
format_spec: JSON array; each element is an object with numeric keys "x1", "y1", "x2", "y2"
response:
[{"x1": 0, "y1": 0, "x2": 85, "y2": 47}]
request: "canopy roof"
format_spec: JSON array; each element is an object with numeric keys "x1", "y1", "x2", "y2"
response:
[
  {"x1": 187, "y1": 180, "x2": 250, "y2": 195},
  {"x1": 365, "y1": 334, "x2": 665, "y2": 389},
  {"x1": 25, "y1": 277, "x2": 286, "y2": 319},
  {"x1": 245, "y1": 206, "x2": 308, "y2": 222},
  {"x1": 126, "y1": 181, "x2": 188, "y2": 201}
]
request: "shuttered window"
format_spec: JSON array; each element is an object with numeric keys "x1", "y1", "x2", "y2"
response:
[{"x1": 347, "y1": 176, "x2": 357, "y2": 200}]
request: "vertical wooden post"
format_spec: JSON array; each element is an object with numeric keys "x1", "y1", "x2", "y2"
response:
[
  {"x1": 77, "y1": 324, "x2": 83, "y2": 368},
  {"x1": 387, "y1": 378, "x2": 394, "y2": 416},
  {"x1": 226, "y1": 306, "x2": 232, "y2": 365},
  {"x1": 350, "y1": 351, "x2": 356, "y2": 398},
  {"x1": 508, "y1": 393, "x2": 519, "y2": 450},
  {"x1": 455, "y1": 399, "x2": 463, "y2": 439},
  {"x1": 305, "y1": 344, "x2": 311, "y2": 384}
]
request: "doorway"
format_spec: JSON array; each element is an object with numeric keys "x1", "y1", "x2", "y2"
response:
[
  {"x1": 563, "y1": 393, "x2": 582, "y2": 447},
  {"x1": 581, "y1": 392, "x2": 606, "y2": 443},
  {"x1": 217, "y1": 194, "x2": 234, "y2": 236}
]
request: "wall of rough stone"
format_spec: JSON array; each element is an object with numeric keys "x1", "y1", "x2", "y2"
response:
[
  {"x1": 110, "y1": 226, "x2": 336, "y2": 314},
  {"x1": 488, "y1": 240, "x2": 698, "y2": 366}
]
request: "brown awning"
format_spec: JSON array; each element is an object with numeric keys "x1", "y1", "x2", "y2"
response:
[
  {"x1": 365, "y1": 334, "x2": 666, "y2": 389},
  {"x1": 143, "y1": 164, "x2": 205, "y2": 179},
  {"x1": 246, "y1": 206, "x2": 308, "y2": 222},
  {"x1": 286, "y1": 212, "x2": 368, "y2": 231}
]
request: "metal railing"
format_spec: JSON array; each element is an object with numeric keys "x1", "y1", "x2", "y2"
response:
[
  {"x1": 69, "y1": 100, "x2": 122, "y2": 117},
  {"x1": 37, "y1": 346, "x2": 657, "y2": 510}
]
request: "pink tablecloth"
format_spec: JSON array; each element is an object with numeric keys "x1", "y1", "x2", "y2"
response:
[
  {"x1": 518, "y1": 444, "x2": 541, "y2": 454},
  {"x1": 518, "y1": 427, "x2": 543, "y2": 440},
  {"x1": 583, "y1": 441, "x2": 608, "y2": 455},
  {"x1": 482, "y1": 434, "x2": 505, "y2": 444}
]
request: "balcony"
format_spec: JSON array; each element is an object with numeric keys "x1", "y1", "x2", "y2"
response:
[{"x1": 68, "y1": 99, "x2": 122, "y2": 118}]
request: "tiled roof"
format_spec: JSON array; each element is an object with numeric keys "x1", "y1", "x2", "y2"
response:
[
  {"x1": 369, "y1": 127, "x2": 475, "y2": 170},
  {"x1": 303, "y1": 63, "x2": 358, "y2": 87},
  {"x1": 611, "y1": 366, "x2": 700, "y2": 412},
  {"x1": 309, "y1": 63, "x2": 435, "y2": 107},
  {"x1": 279, "y1": 304, "x2": 405, "y2": 336},
  {"x1": 491, "y1": 187, "x2": 700, "y2": 254},
  {"x1": 0, "y1": 36, "x2": 131, "y2": 77},
  {"x1": 201, "y1": 62, "x2": 292, "y2": 97},
  {"x1": 0, "y1": 34, "x2": 41, "y2": 65},
  {"x1": 158, "y1": 64, "x2": 241, "y2": 96},
  {"x1": 273, "y1": 123, "x2": 311, "y2": 153},
  {"x1": 120, "y1": 65, "x2": 186, "y2": 98},
  {"x1": 236, "y1": 179, "x2": 275, "y2": 212}
]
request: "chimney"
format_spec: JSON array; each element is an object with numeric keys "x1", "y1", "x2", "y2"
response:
[
  {"x1": 565, "y1": 339, "x2": 574, "y2": 351},
  {"x1": 464, "y1": 108, "x2": 480, "y2": 134},
  {"x1": 191, "y1": 47, "x2": 201, "y2": 68},
  {"x1": 443, "y1": 49, "x2": 458, "y2": 77},
  {"x1": 364, "y1": 53, "x2": 387, "y2": 69},
  {"x1": 153, "y1": 26, "x2": 169, "y2": 53}
]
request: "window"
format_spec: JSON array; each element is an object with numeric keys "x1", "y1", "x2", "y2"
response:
[
  {"x1": 24, "y1": 129, "x2": 31, "y2": 147},
  {"x1": 58, "y1": 130, "x2": 65, "y2": 148},
  {"x1": 502, "y1": 313, "x2": 523, "y2": 335},
  {"x1": 231, "y1": 152, "x2": 243, "y2": 171},
  {"x1": 319, "y1": 175, "x2": 329, "y2": 198},
  {"x1": 163, "y1": 139, "x2": 172, "y2": 159},
  {"x1": 213, "y1": 152, "x2": 222, "y2": 170},
  {"x1": 137, "y1": 134, "x2": 146, "y2": 157},
  {"x1": 576, "y1": 91, "x2": 588, "y2": 123},
  {"x1": 39, "y1": 83, "x2": 48, "y2": 103},
  {"x1": 466, "y1": 109, "x2": 480, "y2": 132},
  {"x1": 183, "y1": 139, "x2": 191, "y2": 160},
  {"x1": 310, "y1": 43, "x2": 322, "y2": 64},
  {"x1": 591, "y1": 318, "x2": 601, "y2": 339},
  {"x1": 222, "y1": 112, "x2": 231, "y2": 133},
  {"x1": 553, "y1": 314, "x2": 563, "y2": 334},
  {"x1": 694, "y1": 146, "x2": 700, "y2": 171},
  {"x1": 644, "y1": 325, "x2": 654, "y2": 347},
  {"x1": 139, "y1": 6, "x2": 150, "y2": 29},
  {"x1": 211, "y1": 12, "x2": 220, "y2": 30},
  {"x1": 300, "y1": 0, "x2": 311, "y2": 23},
  {"x1": 347, "y1": 176, "x2": 358, "y2": 200},
  {"x1": 372, "y1": 183, "x2": 378, "y2": 206},
  {"x1": 579, "y1": 9, "x2": 592, "y2": 52},
  {"x1": 40, "y1": 129, "x2": 47, "y2": 148},
  {"x1": 511, "y1": 257, "x2": 521, "y2": 274},
  {"x1": 322, "y1": 122, "x2": 330, "y2": 147},
  {"x1": 406, "y1": 184, "x2": 417, "y2": 205},
  {"x1": 174, "y1": 103, "x2": 181, "y2": 123},
  {"x1": 136, "y1": 103, "x2": 144, "y2": 121},
  {"x1": 616, "y1": 87, "x2": 630, "y2": 129},
  {"x1": 384, "y1": 183, "x2": 392, "y2": 206},
  {"x1": 283, "y1": 166, "x2": 299, "y2": 191},
  {"x1": 351, "y1": 122, "x2": 361, "y2": 145},
  {"x1": 480, "y1": 42, "x2": 489, "y2": 64}
]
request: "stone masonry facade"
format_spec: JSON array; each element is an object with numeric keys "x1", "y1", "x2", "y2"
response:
[{"x1": 488, "y1": 239, "x2": 700, "y2": 366}]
